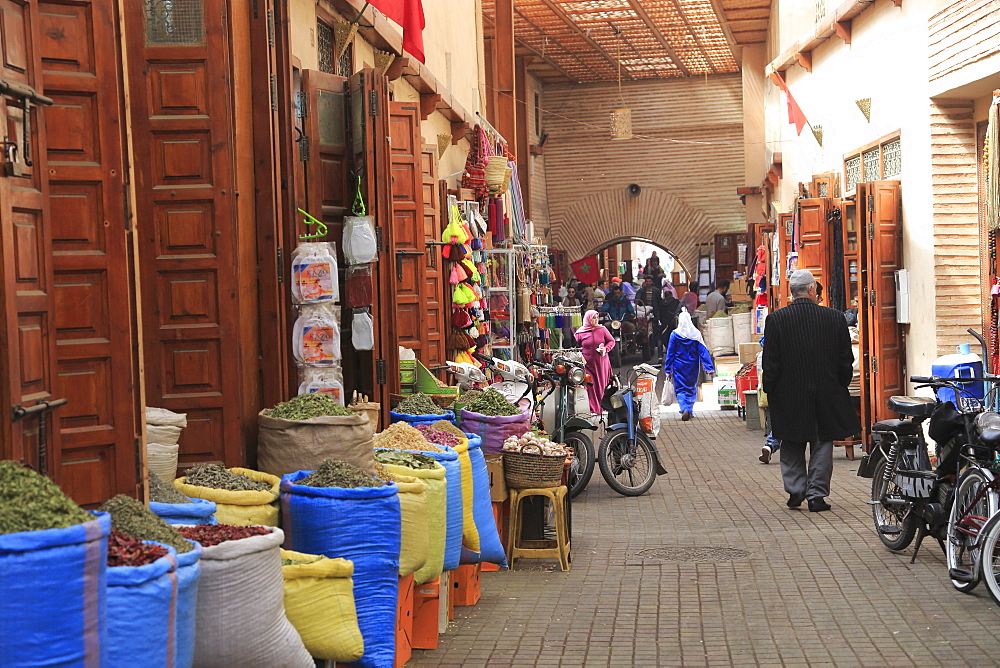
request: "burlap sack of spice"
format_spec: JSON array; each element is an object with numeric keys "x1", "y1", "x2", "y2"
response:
[
  {"x1": 256, "y1": 410, "x2": 375, "y2": 477},
  {"x1": 174, "y1": 467, "x2": 280, "y2": 526}
]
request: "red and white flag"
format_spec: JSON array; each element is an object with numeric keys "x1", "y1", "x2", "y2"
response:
[
  {"x1": 368, "y1": 0, "x2": 426, "y2": 63},
  {"x1": 571, "y1": 255, "x2": 601, "y2": 285}
]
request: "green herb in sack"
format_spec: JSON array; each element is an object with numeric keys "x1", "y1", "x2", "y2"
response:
[
  {"x1": 0, "y1": 460, "x2": 93, "y2": 535},
  {"x1": 432, "y1": 420, "x2": 467, "y2": 438},
  {"x1": 394, "y1": 393, "x2": 444, "y2": 415},
  {"x1": 148, "y1": 471, "x2": 192, "y2": 504},
  {"x1": 299, "y1": 459, "x2": 386, "y2": 488},
  {"x1": 99, "y1": 494, "x2": 193, "y2": 554},
  {"x1": 282, "y1": 556, "x2": 323, "y2": 566},
  {"x1": 465, "y1": 388, "x2": 520, "y2": 416},
  {"x1": 184, "y1": 464, "x2": 272, "y2": 492},
  {"x1": 375, "y1": 450, "x2": 438, "y2": 470},
  {"x1": 265, "y1": 393, "x2": 353, "y2": 420}
]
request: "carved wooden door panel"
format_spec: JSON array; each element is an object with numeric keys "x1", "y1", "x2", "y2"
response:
[
  {"x1": 40, "y1": 0, "x2": 139, "y2": 502},
  {"x1": 797, "y1": 198, "x2": 830, "y2": 292},
  {"x1": 420, "y1": 144, "x2": 445, "y2": 370},
  {"x1": 774, "y1": 213, "x2": 794, "y2": 307},
  {"x1": 124, "y1": 0, "x2": 242, "y2": 469},
  {"x1": 0, "y1": 0, "x2": 60, "y2": 472}
]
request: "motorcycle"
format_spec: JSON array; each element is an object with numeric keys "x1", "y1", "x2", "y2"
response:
[
  {"x1": 472, "y1": 353, "x2": 535, "y2": 414},
  {"x1": 597, "y1": 363, "x2": 669, "y2": 496}
]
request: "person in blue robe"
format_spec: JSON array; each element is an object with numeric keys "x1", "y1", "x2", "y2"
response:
[{"x1": 663, "y1": 309, "x2": 715, "y2": 421}]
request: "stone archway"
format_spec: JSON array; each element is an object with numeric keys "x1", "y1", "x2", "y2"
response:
[
  {"x1": 585, "y1": 236, "x2": 688, "y2": 276},
  {"x1": 549, "y1": 188, "x2": 719, "y2": 275}
]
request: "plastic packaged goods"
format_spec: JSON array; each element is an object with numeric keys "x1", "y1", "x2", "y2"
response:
[
  {"x1": 292, "y1": 303, "x2": 341, "y2": 366},
  {"x1": 344, "y1": 265, "x2": 374, "y2": 308},
  {"x1": 291, "y1": 242, "x2": 339, "y2": 304},
  {"x1": 352, "y1": 309, "x2": 374, "y2": 351},
  {"x1": 297, "y1": 366, "x2": 346, "y2": 404},
  {"x1": 343, "y1": 216, "x2": 378, "y2": 265}
]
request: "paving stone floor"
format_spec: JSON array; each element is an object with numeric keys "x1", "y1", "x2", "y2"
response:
[{"x1": 410, "y1": 405, "x2": 1000, "y2": 667}]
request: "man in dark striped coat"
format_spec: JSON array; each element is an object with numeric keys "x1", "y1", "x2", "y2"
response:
[{"x1": 762, "y1": 270, "x2": 859, "y2": 512}]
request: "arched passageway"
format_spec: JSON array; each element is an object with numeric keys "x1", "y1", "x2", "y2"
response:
[{"x1": 585, "y1": 236, "x2": 688, "y2": 278}]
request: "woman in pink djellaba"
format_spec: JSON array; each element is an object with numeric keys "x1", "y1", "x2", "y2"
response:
[{"x1": 575, "y1": 310, "x2": 616, "y2": 414}]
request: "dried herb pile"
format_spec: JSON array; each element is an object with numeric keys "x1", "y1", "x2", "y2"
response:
[
  {"x1": 454, "y1": 389, "x2": 482, "y2": 407},
  {"x1": 374, "y1": 422, "x2": 443, "y2": 452},
  {"x1": 99, "y1": 494, "x2": 193, "y2": 554},
  {"x1": 265, "y1": 393, "x2": 353, "y2": 420},
  {"x1": 413, "y1": 424, "x2": 460, "y2": 448},
  {"x1": 148, "y1": 471, "x2": 191, "y2": 504},
  {"x1": 394, "y1": 393, "x2": 446, "y2": 415},
  {"x1": 299, "y1": 459, "x2": 386, "y2": 489},
  {"x1": 432, "y1": 420, "x2": 466, "y2": 438},
  {"x1": 0, "y1": 460, "x2": 93, "y2": 535},
  {"x1": 375, "y1": 450, "x2": 439, "y2": 470},
  {"x1": 107, "y1": 531, "x2": 168, "y2": 567},
  {"x1": 465, "y1": 389, "x2": 520, "y2": 416},
  {"x1": 184, "y1": 464, "x2": 272, "y2": 492},
  {"x1": 178, "y1": 524, "x2": 270, "y2": 547},
  {"x1": 373, "y1": 461, "x2": 402, "y2": 483}
]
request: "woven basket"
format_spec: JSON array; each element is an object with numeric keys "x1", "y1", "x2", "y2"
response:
[
  {"x1": 348, "y1": 401, "x2": 380, "y2": 435},
  {"x1": 503, "y1": 442, "x2": 566, "y2": 489},
  {"x1": 485, "y1": 155, "x2": 508, "y2": 191}
]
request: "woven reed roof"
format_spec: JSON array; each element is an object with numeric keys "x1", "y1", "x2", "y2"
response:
[{"x1": 482, "y1": 0, "x2": 770, "y2": 83}]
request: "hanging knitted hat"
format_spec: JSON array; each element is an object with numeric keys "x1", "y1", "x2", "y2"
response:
[{"x1": 452, "y1": 309, "x2": 473, "y2": 328}]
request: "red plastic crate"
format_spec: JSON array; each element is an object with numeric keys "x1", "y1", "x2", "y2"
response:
[
  {"x1": 412, "y1": 578, "x2": 441, "y2": 650},
  {"x1": 451, "y1": 563, "x2": 481, "y2": 606},
  {"x1": 735, "y1": 364, "x2": 758, "y2": 407},
  {"x1": 395, "y1": 574, "x2": 414, "y2": 668}
]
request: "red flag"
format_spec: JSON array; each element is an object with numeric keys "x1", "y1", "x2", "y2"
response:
[
  {"x1": 368, "y1": 0, "x2": 426, "y2": 63},
  {"x1": 770, "y1": 73, "x2": 808, "y2": 136},
  {"x1": 571, "y1": 255, "x2": 600, "y2": 285}
]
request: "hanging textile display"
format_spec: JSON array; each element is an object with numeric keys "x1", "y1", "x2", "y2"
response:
[
  {"x1": 507, "y1": 162, "x2": 527, "y2": 241},
  {"x1": 828, "y1": 208, "x2": 845, "y2": 312},
  {"x1": 986, "y1": 92, "x2": 999, "y2": 231}
]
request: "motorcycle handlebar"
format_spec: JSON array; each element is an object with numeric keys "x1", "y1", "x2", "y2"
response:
[{"x1": 910, "y1": 375, "x2": 1000, "y2": 384}]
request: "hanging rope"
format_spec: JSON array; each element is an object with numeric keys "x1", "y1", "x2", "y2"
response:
[{"x1": 987, "y1": 92, "x2": 1000, "y2": 230}]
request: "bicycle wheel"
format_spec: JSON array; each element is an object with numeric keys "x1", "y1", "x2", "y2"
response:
[
  {"x1": 947, "y1": 468, "x2": 997, "y2": 592},
  {"x1": 564, "y1": 431, "x2": 595, "y2": 498},
  {"x1": 598, "y1": 428, "x2": 657, "y2": 496},
  {"x1": 980, "y1": 512, "x2": 1000, "y2": 605},
  {"x1": 870, "y1": 458, "x2": 918, "y2": 551}
]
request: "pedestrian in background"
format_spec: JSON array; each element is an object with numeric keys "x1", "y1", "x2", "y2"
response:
[
  {"x1": 575, "y1": 310, "x2": 615, "y2": 414},
  {"x1": 663, "y1": 310, "x2": 715, "y2": 421},
  {"x1": 562, "y1": 287, "x2": 582, "y2": 347},
  {"x1": 762, "y1": 270, "x2": 858, "y2": 512},
  {"x1": 704, "y1": 278, "x2": 729, "y2": 319}
]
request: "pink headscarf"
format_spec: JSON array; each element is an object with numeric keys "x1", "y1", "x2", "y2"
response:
[{"x1": 576, "y1": 309, "x2": 600, "y2": 334}]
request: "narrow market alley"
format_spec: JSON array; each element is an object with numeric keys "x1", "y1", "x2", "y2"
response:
[{"x1": 412, "y1": 409, "x2": 1000, "y2": 667}]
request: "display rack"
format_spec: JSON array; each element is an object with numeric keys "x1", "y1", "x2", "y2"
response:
[{"x1": 483, "y1": 248, "x2": 516, "y2": 360}]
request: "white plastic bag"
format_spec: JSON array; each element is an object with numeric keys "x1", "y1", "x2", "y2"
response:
[
  {"x1": 352, "y1": 309, "x2": 374, "y2": 351},
  {"x1": 291, "y1": 242, "x2": 339, "y2": 304},
  {"x1": 292, "y1": 303, "x2": 341, "y2": 366},
  {"x1": 343, "y1": 216, "x2": 377, "y2": 265},
  {"x1": 297, "y1": 367, "x2": 346, "y2": 405},
  {"x1": 146, "y1": 424, "x2": 181, "y2": 446},
  {"x1": 661, "y1": 376, "x2": 676, "y2": 407},
  {"x1": 145, "y1": 406, "x2": 187, "y2": 428}
]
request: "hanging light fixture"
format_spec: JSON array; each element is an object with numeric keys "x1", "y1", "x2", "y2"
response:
[{"x1": 610, "y1": 27, "x2": 633, "y2": 140}]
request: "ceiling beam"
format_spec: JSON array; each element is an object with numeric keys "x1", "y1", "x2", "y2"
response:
[
  {"x1": 483, "y1": 10, "x2": 581, "y2": 83},
  {"x1": 705, "y1": 0, "x2": 743, "y2": 65},
  {"x1": 669, "y1": 0, "x2": 721, "y2": 73},
  {"x1": 536, "y1": 0, "x2": 636, "y2": 79},
  {"x1": 625, "y1": 0, "x2": 691, "y2": 76}
]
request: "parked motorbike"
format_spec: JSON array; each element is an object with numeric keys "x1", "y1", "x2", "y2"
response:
[
  {"x1": 472, "y1": 353, "x2": 536, "y2": 414},
  {"x1": 597, "y1": 363, "x2": 668, "y2": 496}
]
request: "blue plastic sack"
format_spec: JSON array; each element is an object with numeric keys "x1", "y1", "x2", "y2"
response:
[
  {"x1": 0, "y1": 512, "x2": 110, "y2": 667},
  {"x1": 150, "y1": 497, "x2": 217, "y2": 525},
  {"x1": 106, "y1": 542, "x2": 178, "y2": 668},
  {"x1": 173, "y1": 539, "x2": 202, "y2": 668},
  {"x1": 410, "y1": 445, "x2": 463, "y2": 571},
  {"x1": 460, "y1": 434, "x2": 507, "y2": 566},
  {"x1": 390, "y1": 409, "x2": 455, "y2": 425},
  {"x1": 281, "y1": 472, "x2": 401, "y2": 668}
]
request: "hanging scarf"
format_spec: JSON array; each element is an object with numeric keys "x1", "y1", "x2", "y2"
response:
[
  {"x1": 461, "y1": 126, "x2": 489, "y2": 200},
  {"x1": 576, "y1": 310, "x2": 601, "y2": 335},
  {"x1": 674, "y1": 310, "x2": 705, "y2": 345}
]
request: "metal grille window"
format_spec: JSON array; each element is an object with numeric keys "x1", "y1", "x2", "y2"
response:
[
  {"x1": 338, "y1": 44, "x2": 352, "y2": 78},
  {"x1": 882, "y1": 138, "x2": 901, "y2": 178},
  {"x1": 845, "y1": 155, "x2": 862, "y2": 193},
  {"x1": 317, "y1": 90, "x2": 346, "y2": 147},
  {"x1": 145, "y1": 0, "x2": 204, "y2": 45},
  {"x1": 862, "y1": 148, "x2": 880, "y2": 183},
  {"x1": 817, "y1": 181, "x2": 828, "y2": 197},
  {"x1": 318, "y1": 21, "x2": 334, "y2": 74}
]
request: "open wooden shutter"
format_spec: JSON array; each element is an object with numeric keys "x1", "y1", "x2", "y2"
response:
[
  {"x1": 797, "y1": 197, "x2": 831, "y2": 291},
  {"x1": 420, "y1": 144, "x2": 447, "y2": 370}
]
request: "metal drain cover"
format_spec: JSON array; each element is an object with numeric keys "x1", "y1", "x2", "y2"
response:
[{"x1": 629, "y1": 546, "x2": 751, "y2": 563}]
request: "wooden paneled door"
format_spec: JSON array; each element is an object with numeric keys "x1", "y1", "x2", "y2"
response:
[
  {"x1": 40, "y1": 0, "x2": 138, "y2": 503},
  {"x1": 0, "y1": 0, "x2": 60, "y2": 473},
  {"x1": 773, "y1": 213, "x2": 794, "y2": 308},
  {"x1": 420, "y1": 144, "x2": 446, "y2": 370},
  {"x1": 124, "y1": 0, "x2": 243, "y2": 469},
  {"x1": 797, "y1": 198, "x2": 831, "y2": 291}
]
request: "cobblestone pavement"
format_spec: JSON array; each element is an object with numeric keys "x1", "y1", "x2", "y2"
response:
[{"x1": 411, "y1": 406, "x2": 1000, "y2": 667}]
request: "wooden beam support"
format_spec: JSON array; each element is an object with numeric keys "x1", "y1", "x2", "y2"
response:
[
  {"x1": 419, "y1": 93, "x2": 441, "y2": 121},
  {"x1": 626, "y1": 0, "x2": 691, "y2": 76},
  {"x1": 537, "y1": 0, "x2": 635, "y2": 79},
  {"x1": 834, "y1": 21, "x2": 851, "y2": 44},
  {"x1": 795, "y1": 51, "x2": 812, "y2": 72},
  {"x1": 494, "y1": 0, "x2": 517, "y2": 150},
  {"x1": 667, "y1": 0, "x2": 720, "y2": 73},
  {"x1": 385, "y1": 56, "x2": 408, "y2": 80},
  {"x1": 451, "y1": 121, "x2": 469, "y2": 145}
]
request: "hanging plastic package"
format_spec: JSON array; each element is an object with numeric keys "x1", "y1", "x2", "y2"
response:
[
  {"x1": 281, "y1": 472, "x2": 401, "y2": 668},
  {"x1": 352, "y1": 309, "x2": 374, "y2": 351},
  {"x1": 291, "y1": 241, "x2": 339, "y2": 304},
  {"x1": 344, "y1": 264, "x2": 374, "y2": 308},
  {"x1": 292, "y1": 303, "x2": 341, "y2": 366},
  {"x1": 0, "y1": 512, "x2": 110, "y2": 667},
  {"x1": 150, "y1": 496, "x2": 218, "y2": 526},
  {"x1": 297, "y1": 366, "x2": 346, "y2": 404},
  {"x1": 458, "y1": 434, "x2": 507, "y2": 566},
  {"x1": 106, "y1": 542, "x2": 177, "y2": 668},
  {"x1": 343, "y1": 177, "x2": 378, "y2": 265}
]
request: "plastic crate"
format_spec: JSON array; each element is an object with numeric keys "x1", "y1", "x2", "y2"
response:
[
  {"x1": 718, "y1": 388, "x2": 739, "y2": 407},
  {"x1": 451, "y1": 563, "x2": 481, "y2": 606}
]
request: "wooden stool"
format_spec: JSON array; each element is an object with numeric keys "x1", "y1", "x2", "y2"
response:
[{"x1": 506, "y1": 486, "x2": 570, "y2": 571}]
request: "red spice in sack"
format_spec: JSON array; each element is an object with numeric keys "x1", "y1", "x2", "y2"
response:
[
  {"x1": 177, "y1": 524, "x2": 270, "y2": 547},
  {"x1": 107, "y1": 530, "x2": 169, "y2": 567},
  {"x1": 413, "y1": 424, "x2": 460, "y2": 448}
]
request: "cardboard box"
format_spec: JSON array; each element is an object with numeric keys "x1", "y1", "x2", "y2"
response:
[
  {"x1": 395, "y1": 574, "x2": 414, "y2": 668},
  {"x1": 738, "y1": 342, "x2": 761, "y2": 365},
  {"x1": 485, "y1": 454, "x2": 507, "y2": 502},
  {"x1": 451, "y1": 563, "x2": 482, "y2": 606}
]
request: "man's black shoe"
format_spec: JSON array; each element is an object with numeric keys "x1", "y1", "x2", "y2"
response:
[
  {"x1": 808, "y1": 498, "x2": 832, "y2": 512},
  {"x1": 786, "y1": 493, "x2": 805, "y2": 508}
]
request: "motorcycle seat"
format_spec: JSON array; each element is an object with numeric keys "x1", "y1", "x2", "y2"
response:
[
  {"x1": 888, "y1": 395, "x2": 936, "y2": 418},
  {"x1": 872, "y1": 419, "x2": 920, "y2": 436}
]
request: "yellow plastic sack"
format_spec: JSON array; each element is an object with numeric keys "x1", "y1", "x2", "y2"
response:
[
  {"x1": 174, "y1": 467, "x2": 280, "y2": 526},
  {"x1": 279, "y1": 550, "x2": 365, "y2": 662},
  {"x1": 393, "y1": 474, "x2": 429, "y2": 577},
  {"x1": 453, "y1": 438, "x2": 480, "y2": 553},
  {"x1": 383, "y1": 461, "x2": 446, "y2": 584}
]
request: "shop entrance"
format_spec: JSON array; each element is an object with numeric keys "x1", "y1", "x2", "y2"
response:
[{"x1": 584, "y1": 237, "x2": 688, "y2": 283}]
